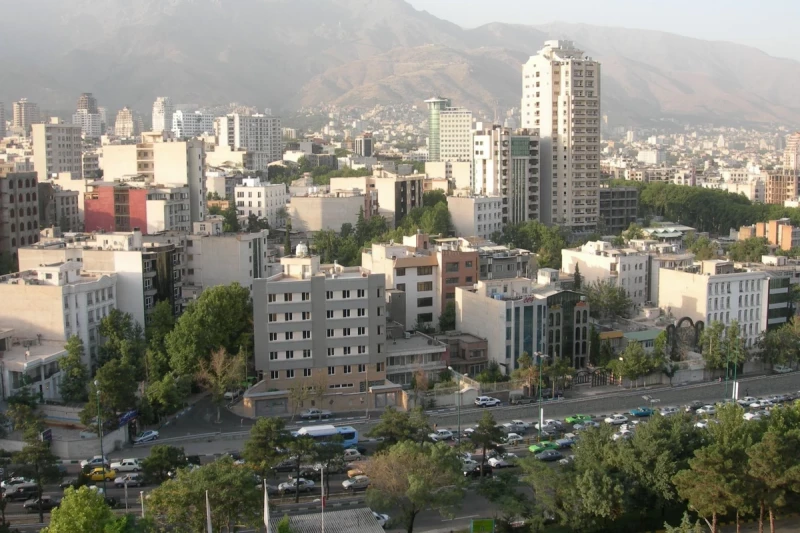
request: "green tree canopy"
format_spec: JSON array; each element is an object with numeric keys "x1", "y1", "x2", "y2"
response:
[
  {"x1": 43, "y1": 487, "x2": 117, "y2": 533},
  {"x1": 585, "y1": 280, "x2": 633, "y2": 320},
  {"x1": 367, "y1": 406, "x2": 432, "y2": 448},
  {"x1": 60, "y1": 336, "x2": 89, "y2": 404},
  {"x1": 143, "y1": 445, "x2": 186, "y2": 483},
  {"x1": 242, "y1": 417, "x2": 289, "y2": 476}
]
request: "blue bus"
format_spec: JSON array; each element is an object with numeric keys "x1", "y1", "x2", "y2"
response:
[{"x1": 296, "y1": 424, "x2": 358, "y2": 447}]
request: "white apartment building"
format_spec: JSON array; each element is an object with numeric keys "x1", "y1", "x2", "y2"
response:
[
  {"x1": 12, "y1": 99, "x2": 40, "y2": 136},
  {"x1": 0, "y1": 328, "x2": 68, "y2": 401},
  {"x1": 472, "y1": 125, "x2": 541, "y2": 224},
  {"x1": 362, "y1": 242, "x2": 440, "y2": 329},
  {"x1": 31, "y1": 120, "x2": 83, "y2": 181},
  {"x1": 0, "y1": 262, "x2": 117, "y2": 369},
  {"x1": 101, "y1": 132, "x2": 206, "y2": 224},
  {"x1": 561, "y1": 241, "x2": 649, "y2": 306},
  {"x1": 447, "y1": 195, "x2": 503, "y2": 240},
  {"x1": 216, "y1": 114, "x2": 282, "y2": 171},
  {"x1": 71, "y1": 109, "x2": 102, "y2": 138},
  {"x1": 288, "y1": 190, "x2": 378, "y2": 233},
  {"x1": 145, "y1": 185, "x2": 191, "y2": 234},
  {"x1": 521, "y1": 40, "x2": 601, "y2": 230},
  {"x1": 152, "y1": 97, "x2": 174, "y2": 134},
  {"x1": 658, "y1": 260, "x2": 768, "y2": 348},
  {"x1": 0, "y1": 102, "x2": 6, "y2": 138},
  {"x1": 425, "y1": 97, "x2": 473, "y2": 164},
  {"x1": 114, "y1": 107, "x2": 136, "y2": 138},
  {"x1": 637, "y1": 150, "x2": 666, "y2": 166},
  {"x1": 82, "y1": 151, "x2": 100, "y2": 180},
  {"x1": 425, "y1": 161, "x2": 471, "y2": 190},
  {"x1": 234, "y1": 178, "x2": 289, "y2": 228},
  {"x1": 172, "y1": 110, "x2": 215, "y2": 139},
  {"x1": 783, "y1": 132, "x2": 800, "y2": 171}
]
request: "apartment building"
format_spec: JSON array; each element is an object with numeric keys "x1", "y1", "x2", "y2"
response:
[
  {"x1": 216, "y1": 114, "x2": 282, "y2": 171},
  {"x1": 741, "y1": 218, "x2": 800, "y2": 252},
  {"x1": 84, "y1": 180, "x2": 191, "y2": 234},
  {"x1": 0, "y1": 102, "x2": 6, "y2": 139},
  {"x1": 522, "y1": 40, "x2": 601, "y2": 230},
  {"x1": 645, "y1": 250, "x2": 695, "y2": 306},
  {"x1": 457, "y1": 238, "x2": 536, "y2": 281},
  {"x1": 435, "y1": 331, "x2": 489, "y2": 377},
  {"x1": 385, "y1": 329, "x2": 448, "y2": 388},
  {"x1": 19, "y1": 230, "x2": 183, "y2": 325},
  {"x1": 331, "y1": 167, "x2": 423, "y2": 228},
  {"x1": 37, "y1": 182, "x2": 80, "y2": 232},
  {"x1": 425, "y1": 161, "x2": 471, "y2": 190},
  {"x1": 354, "y1": 134, "x2": 373, "y2": 157},
  {"x1": 0, "y1": 328, "x2": 68, "y2": 401},
  {"x1": 82, "y1": 150, "x2": 100, "y2": 180},
  {"x1": 0, "y1": 262, "x2": 117, "y2": 369},
  {"x1": 0, "y1": 164, "x2": 40, "y2": 265},
  {"x1": 152, "y1": 97, "x2": 174, "y2": 134},
  {"x1": 763, "y1": 169, "x2": 797, "y2": 205},
  {"x1": 599, "y1": 186, "x2": 638, "y2": 234},
  {"x1": 114, "y1": 107, "x2": 137, "y2": 138},
  {"x1": 12, "y1": 99, "x2": 40, "y2": 136},
  {"x1": 72, "y1": 109, "x2": 102, "y2": 138},
  {"x1": 250, "y1": 250, "x2": 393, "y2": 416},
  {"x1": 288, "y1": 189, "x2": 378, "y2": 233},
  {"x1": 425, "y1": 97, "x2": 473, "y2": 164},
  {"x1": 447, "y1": 195, "x2": 503, "y2": 240},
  {"x1": 362, "y1": 241, "x2": 440, "y2": 329},
  {"x1": 637, "y1": 150, "x2": 666, "y2": 165},
  {"x1": 31, "y1": 120, "x2": 83, "y2": 181},
  {"x1": 472, "y1": 125, "x2": 541, "y2": 224},
  {"x1": 234, "y1": 178, "x2": 289, "y2": 228},
  {"x1": 172, "y1": 110, "x2": 215, "y2": 139},
  {"x1": 101, "y1": 132, "x2": 206, "y2": 223},
  {"x1": 658, "y1": 260, "x2": 768, "y2": 348},
  {"x1": 561, "y1": 241, "x2": 648, "y2": 306},
  {"x1": 783, "y1": 132, "x2": 800, "y2": 171}
]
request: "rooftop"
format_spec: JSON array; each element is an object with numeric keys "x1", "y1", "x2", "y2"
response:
[
  {"x1": 1, "y1": 339, "x2": 68, "y2": 372},
  {"x1": 387, "y1": 332, "x2": 447, "y2": 354},
  {"x1": 268, "y1": 507, "x2": 384, "y2": 533}
]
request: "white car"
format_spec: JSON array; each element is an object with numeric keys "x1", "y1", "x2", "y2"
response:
[
  {"x1": 474, "y1": 396, "x2": 501, "y2": 407},
  {"x1": 535, "y1": 419, "x2": 564, "y2": 430},
  {"x1": 504, "y1": 420, "x2": 530, "y2": 432},
  {"x1": 695, "y1": 420, "x2": 710, "y2": 429},
  {"x1": 558, "y1": 455, "x2": 574, "y2": 466},
  {"x1": 749, "y1": 399, "x2": 773, "y2": 409},
  {"x1": 737, "y1": 396, "x2": 757, "y2": 407},
  {"x1": 461, "y1": 459, "x2": 478, "y2": 470},
  {"x1": 743, "y1": 412, "x2": 762, "y2": 421},
  {"x1": 80, "y1": 455, "x2": 109, "y2": 469},
  {"x1": 659, "y1": 406, "x2": 679, "y2": 417},
  {"x1": 573, "y1": 420, "x2": 600, "y2": 431},
  {"x1": 373, "y1": 511, "x2": 390, "y2": 528},
  {"x1": 428, "y1": 429, "x2": 453, "y2": 442},
  {"x1": 604, "y1": 414, "x2": 628, "y2": 425},
  {"x1": 696, "y1": 405, "x2": 716, "y2": 416},
  {"x1": 487, "y1": 454, "x2": 517, "y2": 468},
  {"x1": 1, "y1": 477, "x2": 33, "y2": 490},
  {"x1": 110, "y1": 458, "x2": 141, "y2": 473},
  {"x1": 773, "y1": 364, "x2": 794, "y2": 374},
  {"x1": 503, "y1": 433, "x2": 525, "y2": 446},
  {"x1": 612, "y1": 429, "x2": 633, "y2": 441},
  {"x1": 278, "y1": 478, "x2": 315, "y2": 493},
  {"x1": 342, "y1": 475, "x2": 370, "y2": 491},
  {"x1": 133, "y1": 430, "x2": 159, "y2": 443}
]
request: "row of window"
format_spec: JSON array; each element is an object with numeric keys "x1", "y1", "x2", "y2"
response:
[
  {"x1": 268, "y1": 330, "x2": 314, "y2": 341},
  {"x1": 268, "y1": 362, "x2": 386, "y2": 381},
  {"x1": 395, "y1": 267, "x2": 433, "y2": 276}
]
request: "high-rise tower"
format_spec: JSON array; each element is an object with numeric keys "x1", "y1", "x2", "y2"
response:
[{"x1": 152, "y1": 97, "x2": 174, "y2": 134}]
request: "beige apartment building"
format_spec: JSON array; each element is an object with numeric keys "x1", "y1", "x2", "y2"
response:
[
  {"x1": 330, "y1": 167, "x2": 423, "y2": 228},
  {"x1": 561, "y1": 241, "x2": 649, "y2": 307},
  {"x1": 31, "y1": 120, "x2": 83, "y2": 181},
  {"x1": 288, "y1": 189, "x2": 378, "y2": 233},
  {"x1": 234, "y1": 178, "x2": 289, "y2": 228},
  {"x1": 521, "y1": 40, "x2": 601, "y2": 230},
  {"x1": 763, "y1": 169, "x2": 797, "y2": 205},
  {"x1": 12, "y1": 99, "x2": 40, "y2": 136}
]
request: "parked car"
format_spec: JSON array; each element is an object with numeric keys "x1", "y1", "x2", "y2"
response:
[
  {"x1": 659, "y1": 406, "x2": 679, "y2": 417},
  {"x1": 696, "y1": 405, "x2": 716, "y2": 416},
  {"x1": 502, "y1": 433, "x2": 525, "y2": 446},
  {"x1": 80, "y1": 455, "x2": 109, "y2": 469},
  {"x1": 342, "y1": 449, "x2": 363, "y2": 461},
  {"x1": 133, "y1": 430, "x2": 159, "y2": 444},
  {"x1": 223, "y1": 389, "x2": 242, "y2": 400},
  {"x1": 558, "y1": 455, "x2": 575, "y2": 466},
  {"x1": 750, "y1": 399, "x2": 773, "y2": 409},
  {"x1": 461, "y1": 459, "x2": 478, "y2": 470},
  {"x1": 474, "y1": 396, "x2": 501, "y2": 407},
  {"x1": 573, "y1": 420, "x2": 601, "y2": 431},
  {"x1": 629, "y1": 407, "x2": 654, "y2": 417},
  {"x1": 427, "y1": 429, "x2": 454, "y2": 442},
  {"x1": 114, "y1": 473, "x2": 145, "y2": 488},
  {"x1": 463, "y1": 464, "x2": 493, "y2": 478},
  {"x1": 684, "y1": 401, "x2": 704, "y2": 413},
  {"x1": 110, "y1": 458, "x2": 142, "y2": 473},
  {"x1": 604, "y1": 414, "x2": 629, "y2": 425},
  {"x1": 565, "y1": 414, "x2": 592, "y2": 424},
  {"x1": 278, "y1": 478, "x2": 315, "y2": 493},
  {"x1": 773, "y1": 364, "x2": 794, "y2": 374},
  {"x1": 535, "y1": 419, "x2": 564, "y2": 430},
  {"x1": 373, "y1": 511, "x2": 390, "y2": 528},
  {"x1": 612, "y1": 429, "x2": 633, "y2": 441},
  {"x1": 23, "y1": 496, "x2": 60, "y2": 513},
  {"x1": 535, "y1": 450, "x2": 563, "y2": 462},
  {"x1": 273, "y1": 459, "x2": 297, "y2": 473},
  {"x1": 737, "y1": 396, "x2": 757, "y2": 407},
  {"x1": 342, "y1": 475, "x2": 370, "y2": 491},
  {"x1": 528, "y1": 441, "x2": 559, "y2": 453},
  {"x1": 504, "y1": 420, "x2": 530, "y2": 432},
  {"x1": 300, "y1": 409, "x2": 332, "y2": 420},
  {"x1": 88, "y1": 468, "x2": 116, "y2": 482},
  {"x1": 60, "y1": 477, "x2": 81, "y2": 490},
  {"x1": 556, "y1": 435, "x2": 577, "y2": 448},
  {"x1": 743, "y1": 412, "x2": 762, "y2": 421},
  {"x1": 1, "y1": 477, "x2": 33, "y2": 490},
  {"x1": 4, "y1": 483, "x2": 38, "y2": 501},
  {"x1": 488, "y1": 453, "x2": 517, "y2": 469}
]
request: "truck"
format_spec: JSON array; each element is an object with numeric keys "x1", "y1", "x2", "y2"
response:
[{"x1": 299, "y1": 408, "x2": 332, "y2": 420}]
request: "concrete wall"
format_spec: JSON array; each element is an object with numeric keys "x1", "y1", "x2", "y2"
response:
[
  {"x1": 288, "y1": 195, "x2": 365, "y2": 233},
  {"x1": 100, "y1": 145, "x2": 138, "y2": 179},
  {"x1": 0, "y1": 426, "x2": 127, "y2": 460}
]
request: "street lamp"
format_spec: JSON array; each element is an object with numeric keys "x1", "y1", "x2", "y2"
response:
[
  {"x1": 448, "y1": 366, "x2": 461, "y2": 438},
  {"x1": 536, "y1": 353, "x2": 548, "y2": 440},
  {"x1": 94, "y1": 380, "x2": 108, "y2": 494}
]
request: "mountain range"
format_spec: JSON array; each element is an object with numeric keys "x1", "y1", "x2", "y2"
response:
[{"x1": 2, "y1": 0, "x2": 800, "y2": 125}]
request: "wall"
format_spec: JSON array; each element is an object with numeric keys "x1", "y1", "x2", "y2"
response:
[
  {"x1": 288, "y1": 196, "x2": 364, "y2": 233},
  {"x1": 129, "y1": 188, "x2": 148, "y2": 232},
  {"x1": 84, "y1": 187, "x2": 115, "y2": 232},
  {"x1": 0, "y1": 284, "x2": 64, "y2": 341},
  {"x1": 100, "y1": 145, "x2": 138, "y2": 179},
  {"x1": 83, "y1": 250, "x2": 145, "y2": 328},
  {"x1": 0, "y1": 426, "x2": 127, "y2": 460}
]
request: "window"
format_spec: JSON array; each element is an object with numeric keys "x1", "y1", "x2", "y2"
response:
[
  {"x1": 377, "y1": 288, "x2": 382, "y2": 298},
  {"x1": 445, "y1": 277, "x2": 459, "y2": 285},
  {"x1": 343, "y1": 328, "x2": 351, "y2": 336},
  {"x1": 268, "y1": 313, "x2": 277, "y2": 322},
  {"x1": 326, "y1": 291, "x2": 333, "y2": 299},
  {"x1": 284, "y1": 293, "x2": 293, "y2": 302},
  {"x1": 327, "y1": 348, "x2": 335, "y2": 356},
  {"x1": 465, "y1": 261, "x2": 473, "y2": 268},
  {"x1": 303, "y1": 331, "x2": 311, "y2": 339},
  {"x1": 357, "y1": 289, "x2": 366, "y2": 298},
  {"x1": 358, "y1": 327, "x2": 366, "y2": 335},
  {"x1": 418, "y1": 266, "x2": 433, "y2": 276},
  {"x1": 357, "y1": 308, "x2": 366, "y2": 317},
  {"x1": 344, "y1": 365, "x2": 352, "y2": 374},
  {"x1": 268, "y1": 294, "x2": 277, "y2": 303},
  {"x1": 358, "y1": 364, "x2": 366, "y2": 373},
  {"x1": 342, "y1": 290, "x2": 351, "y2": 299},
  {"x1": 377, "y1": 362, "x2": 384, "y2": 372},
  {"x1": 303, "y1": 349, "x2": 311, "y2": 358},
  {"x1": 269, "y1": 332, "x2": 278, "y2": 341},
  {"x1": 342, "y1": 309, "x2": 351, "y2": 318},
  {"x1": 417, "y1": 297, "x2": 433, "y2": 307},
  {"x1": 377, "y1": 325, "x2": 382, "y2": 335},
  {"x1": 302, "y1": 292, "x2": 310, "y2": 301},
  {"x1": 358, "y1": 345, "x2": 366, "y2": 354},
  {"x1": 270, "y1": 371, "x2": 279, "y2": 380},
  {"x1": 286, "y1": 369, "x2": 295, "y2": 379},
  {"x1": 328, "y1": 366, "x2": 335, "y2": 375},
  {"x1": 327, "y1": 310, "x2": 334, "y2": 319},
  {"x1": 417, "y1": 282, "x2": 433, "y2": 291},
  {"x1": 445, "y1": 262, "x2": 459, "y2": 273},
  {"x1": 417, "y1": 313, "x2": 433, "y2": 323},
  {"x1": 285, "y1": 332, "x2": 293, "y2": 340},
  {"x1": 396, "y1": 268, "x2": 406, "y2": 276},
  {"x1": 302, "y1": 312, "x2": 310, "y2": 320},
  {"x1": 284, "y1": 313, "x2": 292, "y2": 321},
  {"x1": 327, "y1": 329, "x2": 334, "y2": 338},
  {"x1": 303, "y1": 368, "x2": 312, "y2": 377},
  {"x1": 465, "y1": 276, "x2": 473, "y2": 283},
  {"x1": 397, "y1": 283, "x2": 406, "y2": 291},
  {"x1": 286, "y1": 350, "x2": 294, "y2": 359},
  {"x1": 377, "y1": 307, "x2": 383, "y2": 316},
  {"x1": 343, "y1": 347, "x2": 351, "y2": 355},
  {"x1": 269, "y1": 352, "x2": 278, "y2": 360}
]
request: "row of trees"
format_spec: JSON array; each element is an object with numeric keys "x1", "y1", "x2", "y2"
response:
[{"x1": 491, "y1": 220, "x2": 569, "y2": 269}]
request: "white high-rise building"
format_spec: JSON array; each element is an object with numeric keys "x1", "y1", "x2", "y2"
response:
[
  {"x1": 216, "y1": 114, "x2": 282, "y2": 171},
  {"x1": 0, "y1": 102, "x2": 6, "y2": 138},
  {"x1": 12, "y1": 98, "x2": 40, "y2": 136},
  {"x1": 152, "y1": 97, "x2": 175, "y2": 134},
  {"x1": 72, "y1": 109, "x2": 103, "y2": 138},
  {"x1": 115, "y1": 107, "x2": 137, "y2": 138},
  {"x1": 172, "y1": 110, "x2": 215, "y2": 138},
  {"x1": 425, "y1": 97, "x2": 472, "y2": 164},
  {"x1": 234, "y1": 178, "x2": 289, "y2": 228},
  {"x1": 32, "y1": 120, "x2": 83, "y2": 181},
  {"x1": 521, "y1": 40, "x2": 601, "y2": 230}
]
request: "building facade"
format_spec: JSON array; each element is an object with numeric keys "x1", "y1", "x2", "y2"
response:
[
  {"x1": 32, "y1": 120, "x2": 83, "y2": 181},
  {"x1": 521, "y1": 40, "x2": 601, "y2": 230},
  {"x1": 114, "y1": 107, "x2": 137, "y2": 138},
  {"x1": 425, "y1": 97, "x2": 472, "y2": 164},
  {"x1": 288, "y1": 190, "x2": 378, "y2": 233},
  {"x1": 12, "y1": 99, "x2": 40, "y2": 136},
  {"x1": 216, "y1": 114, "x2": 282, "y2": 171},
  {"x1": 447, "y1": 195, "x2": 503, "y2": 240},
  {"x1": 561, "y1": 241, "x2": 649, "y2": 307},
  {"x1": 152, "y1": 97, "x2": 174, "y2": 134},
  {"x1": 354, "y1": 134, "x2": 373, "y2": 157},
  {"x1": 234, "y1": 178, "x2": 289, "y2": 228},
  {"x1": 172, "y1": 110, "x2": 215, "y2": 139},
  {"x1": 84, "y1": 181, "x2": 190, "y2": 234},
  {"x1": 599, "y1": 186, "x2": 638, "y2": 234},
  {"x1": 72, "y1": 109, "x2": 103, "y2": 138},
  {"x1": 763, "y1": 169, "x2": 797, "y2": 205},
  {"x1": 0, "y1": 164, "x2": 41, "y2": 265},
  {"x1": 330, "y1": 167, "x2": 423, "y2": 228}
]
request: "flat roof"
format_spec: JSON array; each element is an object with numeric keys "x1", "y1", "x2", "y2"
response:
[
  {"x1": 387, "y1": 333, "x2": 447, "y2": 354},
  {"x1": 268, "y1": 507, "x2": 384, "y2": 533},
  {"x1": 2, "y1": 340, "x2": 68, "y2": 371}
]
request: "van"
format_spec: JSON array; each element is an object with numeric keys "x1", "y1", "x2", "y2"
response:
[
  {"x1": 342, "y1": 449, "x2": 362, "y2": 462},
  {"x1": 5, "y1": 483, "x2": 38, "y2": 501}
]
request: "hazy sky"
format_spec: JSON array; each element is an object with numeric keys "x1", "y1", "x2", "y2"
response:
[{"x1": 407, "y1": 0, "x2": 800, "y2": 61}]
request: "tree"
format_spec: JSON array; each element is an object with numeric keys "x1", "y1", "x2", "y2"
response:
[
  {"x1": 7, "y1": 387, "x2": 41, "y2": 432},
  {"x1": 284, "y1": 217, "x2": 292, "y2": 254},
  {"x1": 165, "y1": 283, "x2": 252, "y2": 374},
  {"x1": 723, "y1": 320, "x2": 748, "y2": 375},
  {"x1": 145, "y1": 300, "x2": 175, "y2": 382},
  {"x1": 242, "y1": 417, "x2": 289, "y2": 476},
  {"x1": 59, "y1": 336, "x2": 89, "y2": 404},
  {"x1": 422, "y1": 190, "x2": 447, "y2": 208},
  {"x1": 511, "y1": 352, "x2": 540, "y2": 397},
  {"x1": 573, "y1": 263, "x2": 583, "y2": 291},
  {"x1": 221, "y1": 205, "x2": 240, "y2": 233},
  {"x1": 544, "y1": 357, "x2": 573, "y2": 397},
  {"x1": 410, "y1": 369, "x2": 429, "y2": 407},
  {"x1": 589, "y1": 326, "x2": 601, "y2": 366},
  {"x1": 144, "y1": 373, "x2": 191, "y2": 421},
  {"x1": 82, "y1": 358, "x2": 138, "y2": 421},
  {"x1": 367, "y1": 407, "x2": 431, "y2": 448},
  {"x1": 469, "y1": 411, "x2": 504, "y2": 478},
  {"x1": 664, "y1": 512, "x2": 705, "y2": 533},
  {"x1": 276, "y1": 515, "x2": 293, "y2": 533},
  {"x1": 475, "y1": 361, "x2": 509, "y2": 384},
  {"x1": 585, "y1": 280, "x2": 633, "y2": 320},
  {"x1": 43, "y1": 486, "x2": 116, "y2": 533},
  {"x1": 437, "y1": 302, "x2": 456, "y2": 333},
  {"x1": 622, "y1": 223, "x2": 645, "y2": 241},
  {"x1": 143, "y1": 445, "x2": 186, "y2": 483},
  {"x1": 673, "y1": 447, "x2": 734, "y2": 533},
  {"x1": 313, "y1": 436, "x2": 346, "y2": 497},
  {"x1": 285, "y1": 435, "x2": 317, "y2": 503},
  {"x1": 246, "y1": 213, "x2": 269, "y2": 233},
  {"x1": 617, "y1": 341, "x2": 656, "y2": 388},
  {"x1": 146, "y1": 457, "x2": 261, "y2": 532},
  {"x1": 195, "y1": 348, "x2": 244, "y2": 423},
  {"x1": 699, "y1": 321, "x2": 726, "y2": 371},
  {"x1": 728, "y1": 237, "x2": 769, "y2": 262},
  {"x1": 16, "y1": 426, "x2": 62, "y2": 524},
  {"x1": 365, "y1": 441, "x2": 464, "y2": 533},
  {"x1": 687, "y1": 235, "x2": 719, "y2": 260},
  {"x1": 97, "y1": 309, "x2": 146, "y2": 374}
]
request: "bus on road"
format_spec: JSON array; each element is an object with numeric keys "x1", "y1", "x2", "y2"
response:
[{"x1": 296, "y1": 425, "x2": 358, "y2": 447}]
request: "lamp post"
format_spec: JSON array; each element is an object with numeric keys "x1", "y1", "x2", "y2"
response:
[
  {"x1": 140, "y1": 491, "x2": 145, "y2": 518},
  {"x1": 94, "y1": 380, "x2": 108, "y2": 494},
  {"x1": 448, "y1": 366, "x2": 461, "y2": 438},
  {"x1": 536, "y1": 353, "x2": 547, "y2": 440}
]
